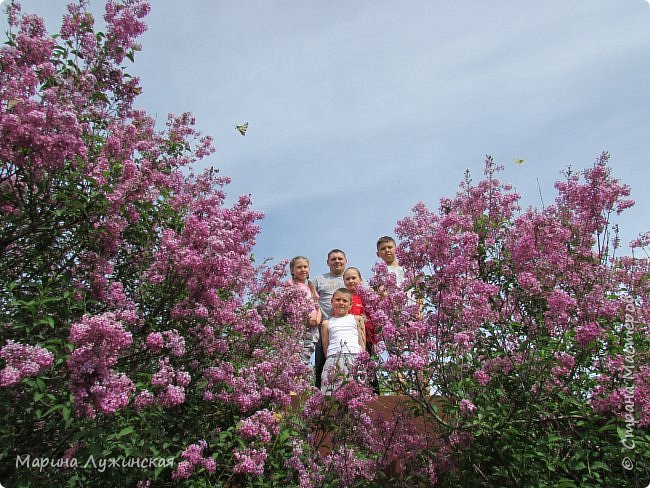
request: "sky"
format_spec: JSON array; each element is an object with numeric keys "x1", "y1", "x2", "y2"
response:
[{"x1": 3, "y1": 0, "x2": 650, "y2": 279}]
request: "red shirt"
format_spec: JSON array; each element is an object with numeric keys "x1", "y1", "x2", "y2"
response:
[{"x1": 350, "y1": 293, "x2": 376, "y2": 344}]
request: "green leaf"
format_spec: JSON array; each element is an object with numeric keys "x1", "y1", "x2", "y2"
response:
[
  {"x1": 43, "y1": 404, "x2": 64, "y2": 418},
  {"x1": 36, "y1": 316, "x2": 56, "y2": 328},
  {"x1": 556, "y1": 480, "x2": 578, "y2": 488},
  {"x1": 62, "y1": 406, "x2": 72, "y2": 427},
  {"x1": 116, "y1": 426, "x2": 135, "y2": 439},
  {"x1": 589, "y1": 461, "x2": 609, "y2": 471}
]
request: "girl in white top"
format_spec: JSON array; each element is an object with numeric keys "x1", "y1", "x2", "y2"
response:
[{"x1": 320, "y1": 288, "x2": 366, "y2": 393}]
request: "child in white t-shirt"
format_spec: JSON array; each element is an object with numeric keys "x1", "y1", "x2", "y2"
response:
[{"x1": 320, "y1": 288, "x2": 366, "y2": 393}]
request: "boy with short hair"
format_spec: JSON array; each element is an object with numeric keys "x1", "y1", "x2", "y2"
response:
[
  {"x1": 376, "y1": 237, "x2": 425, "y2": 393},
  {"x1": 320, "y1": 288, "x2": 366, "y2": 394},
  {"x1": 376, "y1": 236, "x2": 405, "y2": 287}
]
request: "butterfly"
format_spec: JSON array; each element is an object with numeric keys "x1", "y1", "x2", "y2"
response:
[
  {"x1": 235, "y1": 122, "x2": 248, "y2": 136},
  {"x1": 514, "y1": 159, "x2": 525, "y2": 165},
  {"x1": 6, "y1": 98, "x2": 19, "y2": 110}
]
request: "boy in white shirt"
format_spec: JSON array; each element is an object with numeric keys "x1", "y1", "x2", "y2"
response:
[{"x1": 320, "y1": 288, "x2": 366, "y2": 394}]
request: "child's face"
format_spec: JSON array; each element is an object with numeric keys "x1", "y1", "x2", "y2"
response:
[
  {"x1": 331, "y1": 291, "x2": 352, "y2": 317},
  {"x1": 291, "y1": 259, "x2": 309, "y2": 281},
  {"x1": 377, "y1": 241, "x2": 397, "y2": 265},
  {"x1": 343, "y1": 270, "x2": 361, "y2": 290}
]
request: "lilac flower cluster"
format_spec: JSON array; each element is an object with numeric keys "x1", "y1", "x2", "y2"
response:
[
  {"x1": 285, "y1": 441, "x2": 325, "y2": 488},
  {"x1": 172, "y1": 440, "x2": 216, "y2": 480},
  {"x1": 150, "y1": 358, "x2": 190, "y2": 408},
  {"x1": 0, "y1": 340, "x2": 53, "y2": 387},
  {"x1": 325, "y1": 447, "x2": 376, "y2": 485},
  {"x1": 233, "y1": 447, "x2": 267, "y2": 476},
  {"x1": 133, "y1": 389, "x2": 154, "y2": 410},
  {"x1": 145, "y1": 330, "x2": 185, "y2": 357},
  {"x1": 237, "y1": 409, "x2": 280, "y2": 443},
  {"x1": 67, "y1": 313, "x2": 134, "y2": 417}
]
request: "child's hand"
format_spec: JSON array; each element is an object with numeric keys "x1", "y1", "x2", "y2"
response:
[{"x1": 308, "y1": 312, "x2": 319, "y2": 327}]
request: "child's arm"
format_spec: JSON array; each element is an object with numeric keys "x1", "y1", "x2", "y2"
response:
[
  {"x1": 308, "y1": 281, "x2": 322, "y2": 327},
  {"x1": 320, "y1": 320, "x2": 329, "y2": 358},
  {"x1": 356, "y1": 316, "x2": 366, "y2": 350},
  {"x1": 310, "y1": 305, "x2": 322, "y2": 328}
]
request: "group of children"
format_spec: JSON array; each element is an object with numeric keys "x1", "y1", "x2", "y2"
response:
[{"x1": 288, "y1": 236, "x2": 405, "y2": 394}]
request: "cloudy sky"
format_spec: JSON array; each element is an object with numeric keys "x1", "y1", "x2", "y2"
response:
[{"x1": 3, "y1": 1, "x2": 650, "y2": 278}]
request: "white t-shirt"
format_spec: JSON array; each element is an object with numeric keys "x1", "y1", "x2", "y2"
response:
[
  {"x1": 326, "y1": 314, "x2": 362, "y2": 356},
  {"x1": 386, "y1": 264, "x2": 405, "y2": 287}
]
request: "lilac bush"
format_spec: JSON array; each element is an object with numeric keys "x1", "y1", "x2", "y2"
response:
[
  {"x1": 352, "y1": 156, "x2": 650, "y2": 486},
  {"x1": 0, "y1": 1, "x2": 312, "y2": 485}
]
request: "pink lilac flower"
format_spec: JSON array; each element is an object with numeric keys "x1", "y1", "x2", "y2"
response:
[
  {"x1": 181, "y1": 442, "x2": 206, "y2": 464},
  {"x1": 162, "y1": 330, "x2": 185, "y2": 357},
  {"x1": 474, "y1": 369, "x2": 490, "y2": 386},
  {"x1": 157, "y1": 384, "x2": 185, "y2": 408},
  {"x1": 88, "y1": 371, "x2": 134, "y2": 414},
  {"x1": 172, "y1": 460, "x2": 193, "y2": 480},
  {"x1": 173, "y1": 440, "x2": 215, "y2": 479},
  {"x1": 574, "y1": 322, "x2": 604, "y2": 347},
  {"x1": 453, "y1": 332, "x2": 471, "y2": 351},
  {"x1": 325, "y1": 447, "x2": 376, "y2": 484},
  {"x1": 233, "y1": 447, "x2": 267, "y2": 476},
  {"x1": 151, "y1": 358, "x2": 175, "y2": 386},
  {"x1": 0, "y1": 367, "x2": 22, "y2": 388},
  {"x1": 145, "y1": 330, "x2": 185, "y2": 356},
  {"x1": 517, "y1": 271, "x2": 541, "y2": 293},
  {"x1": 175, "y1": 370, "x2": 191, "y2": 387},
  {"x1": 145, "y1": 332, "x2": 164, "y2": 352},
  {"x1": 552, "y1": 352, "x2": 575, "y2": 379},
  {"x1": 459, "y1": 399, "x2": 477, "y2": 415},
  {"x1": 67, "y1": 313, "x2": 133, "y2": 417},
  {"x1": 0, "y1": 340, "x2": 54, "y2": 387},
  {"x1": 133, "y1": 390, "x2": 154, "y2": 410},
  {"x1": 149, "y1": 358, "x2": 190, "y2": 407},
  {"x1": 201, "y1": 457, "x2": 216, "y2": 472},
  {"x1": 238, "y1": 409, "x2": 280, "y2": 443}
]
